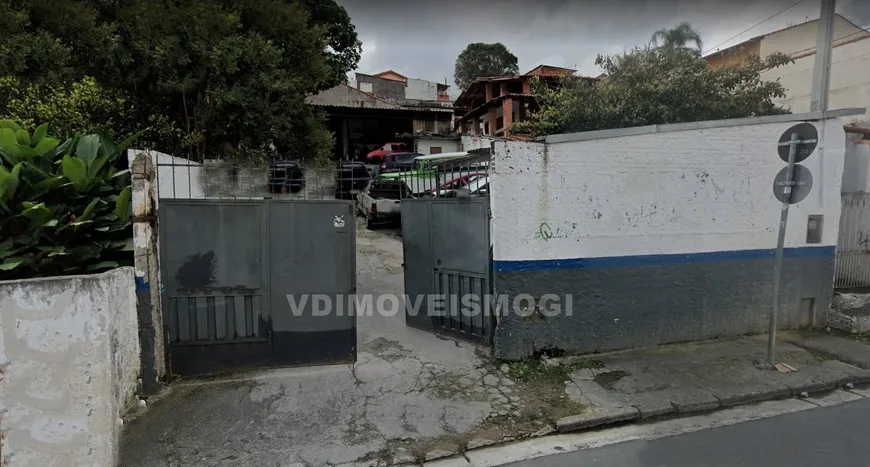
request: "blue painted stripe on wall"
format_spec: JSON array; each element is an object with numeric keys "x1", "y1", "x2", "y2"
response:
[
  {"x1": 135, "y1": 276, "x2": 151, "y2": 291},
  {"x1": 494, "y1": 246, "x2": 836, "y2": 272}
]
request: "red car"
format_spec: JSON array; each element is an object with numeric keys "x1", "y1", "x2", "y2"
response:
[
  {"x1": 424, "y1": 173, "x2": 486, "y2": 196},
  {"x1": 366, "y1": 142, "x2": 409, "y2": 164}
]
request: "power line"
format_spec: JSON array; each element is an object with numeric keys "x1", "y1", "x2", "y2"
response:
[
  {"x1": 786, "y1": 14, "x2": 870, "y2": 56},
  {"x1": 703, "y1": 0, "x2": 808, "y2": 55}
]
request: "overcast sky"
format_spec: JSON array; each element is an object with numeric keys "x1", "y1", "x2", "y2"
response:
[{"x1": 338, "y1": 0, "x2": 869, "y2": 96}]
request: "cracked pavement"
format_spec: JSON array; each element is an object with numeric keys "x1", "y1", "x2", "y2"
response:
[{"x1": 119, "y1": 219, "x2": 533, "y2": 467}]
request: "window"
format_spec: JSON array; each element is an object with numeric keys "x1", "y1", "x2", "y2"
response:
[{"x1": 430, "y1": 147, "x2": 442, "y2": 154}]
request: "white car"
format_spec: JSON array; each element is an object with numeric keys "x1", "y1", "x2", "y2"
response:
[
  {"x1": 356, "y1": 179, "x2": 412, "y2": 228},
  {"x1": 437, "y1": 176, "x2": 489, "y2": 198}
]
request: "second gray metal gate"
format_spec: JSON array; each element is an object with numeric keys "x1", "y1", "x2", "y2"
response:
[
  {"x1": 401, "y1": 197, "x2": 493, "y2": 343},
  {"x1": 836, "y1": 192, "x2": 870, "y2": 289},
  {"x1": 159, "y1": 199, "x2": 356, "y2": 375}
]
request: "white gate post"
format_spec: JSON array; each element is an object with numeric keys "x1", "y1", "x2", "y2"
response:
[{"x1": 130, "y1": 149, "x2": 165, "y2": 394}]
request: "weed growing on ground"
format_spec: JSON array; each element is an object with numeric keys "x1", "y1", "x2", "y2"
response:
[{"x1": 502, "y1": 358, "x2": 603, "y2": 384}]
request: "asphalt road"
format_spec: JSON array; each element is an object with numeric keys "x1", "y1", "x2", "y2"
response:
[{"x1": 505, "y1": 399, "x2": 870, "y2": 467}]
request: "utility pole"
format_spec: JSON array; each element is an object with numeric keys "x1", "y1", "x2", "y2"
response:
[
  {"x1": 810, "y1": 0, "x2": 836, "y2": 112},
  {"x1": 766, "y1": 0, "x2": 833, "y2": 366},
  {"x1": 768, "y1": 132, "x2": 799, "y2": 365}
]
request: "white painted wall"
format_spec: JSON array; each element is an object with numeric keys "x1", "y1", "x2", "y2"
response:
[
  {"x1": 759, "y1": 16, "x2": 863, "y2": 58},
  {"x1": 0, "y1": 267, "x2": 140, "y2": 467},
  {"x1": 415, "y1": 137, "x2": 460, "y2": 155},
  {"x1": 843, "y1": 139, "x2": 870, "y2": 192},
  {"x1": 406, "y1": 78, "x2": 439, "y2": 101},
  {"x1": 461, "y1": 135, "x2": 502, "y2": 152},
  {"x1": 129, "y1": 149, "x2": 268, "y2": 200},
  {"x1": 762, "y1": 37, "x2": 870, "y2": 124},
  {"x1": 490, "y1": 118, "x2": 846, "y2": 262}
]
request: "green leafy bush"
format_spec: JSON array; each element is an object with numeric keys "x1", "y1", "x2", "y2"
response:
[
  {"x1": 0, "y1": 120, "x2": 138, "y2": 280},
  {"x1": 0, "y1": 75, "x2": 179, "y2": 150},
  {"x1": 514, "y1": 47, "x2": 793, "y2": 137}
]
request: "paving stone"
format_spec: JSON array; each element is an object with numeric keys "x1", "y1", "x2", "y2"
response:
[
  {"x1": 425, "y1": 449, "x2": 457, "y2": 462},
  {"x1": 784, "y1": 333, "x2": 870, "y2": 369},
  {"x1": 466, "y1": 437, "x2": 499, "y2": 450},
  {"x1": 571, "y1": 368, "x2": 597, "y2": 381},
  {"x1": 483, "y1": 374, "x2": 499, "y2": 386},
  {"x1": 624, "y1": 393, "x2": 676, "y2": 419},
  {"x1": 712, "y1": 386, "x2": 792, "y2": 408},
  {"x1": 670, "y1": 394, "x2": 720, "y2": 414}
]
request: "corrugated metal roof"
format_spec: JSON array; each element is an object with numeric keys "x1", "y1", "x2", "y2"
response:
[{"x1": 306, "y1": 84, "x2": 399, "y2": 109}]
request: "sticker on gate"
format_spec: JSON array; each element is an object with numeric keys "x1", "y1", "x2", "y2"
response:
[{"x1": 334, "y1": 215, "x2": 345, "y2": 228}]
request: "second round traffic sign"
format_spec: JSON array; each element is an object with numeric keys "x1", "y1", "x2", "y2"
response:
[{"x1": 772, "y1": 164, "x2": 813, "y2": 204}]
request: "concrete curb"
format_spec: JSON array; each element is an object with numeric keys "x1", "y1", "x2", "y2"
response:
[
  {"x1": 555, "y1": 406, "x2": 639, "y2": 433},
  {"x1": 423, "y1": 391, "x2": 866, "y2": 467},
  {"x1": 554, "y1": 378, "x2": 862, "y2": 435},
  {"x1": 400, "y1": 378, "x2": 869, "y2": 467}
]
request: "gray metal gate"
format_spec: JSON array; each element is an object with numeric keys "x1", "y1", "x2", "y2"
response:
[
  {"x1": 159, "y1": 199, "x2": 356, "y2": 375},
  {"x1": 401, "y1": 197, "x2": 493, "y2": 343},
  {"x1": 835, "y1": 192, "x2": 870, "y2": 289}
]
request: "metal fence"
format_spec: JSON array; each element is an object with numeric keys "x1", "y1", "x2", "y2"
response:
[
  {"x1": 835, "y1": 192, "x2": 870, "y2": 289},
  {"x1": 141, "y1": 149, "x2": 492, "y2": 201},
  {"x1": 388, "y1": 152, "x2": 490, "y2": 197},
  {"x1": 136, "y1": 151, "x2": 489, "y2": 200},
  {"x1": 149, "y1": 152, "x2": 342, "y2": 200}
]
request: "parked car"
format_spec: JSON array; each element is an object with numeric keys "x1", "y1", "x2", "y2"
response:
[
  {"x1": 335, "y1": 161, "x2": 371, "y2": 199},
  {"x1": 379, "y1": 152, "x2": 469, "y2": 194},
  {"x1": 356, "y1": 179, "x2": 412, "y2": 229},
  {"x1": 379, "y1": 152, "x2": 468, "y2": 180},
  {"x1": 366, "y1": 142, "x2": 409, "y2": 164},
  {"x1": 424, "y1": 172, "x2": 486, "y2": 197},
  {"x1": 268, "y1": 160, "x2": 305, "y2": 193},
  {"x1": 379, "y1": 152, "x2": 422, "y2": 175},
  {"x1": 437, "y1": 176, "x2": 489, "y2": 198}
]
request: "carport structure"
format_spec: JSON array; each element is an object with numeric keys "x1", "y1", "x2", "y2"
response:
[{"x1": 308, "y1": 83, "x2": 454, "y2": 161}]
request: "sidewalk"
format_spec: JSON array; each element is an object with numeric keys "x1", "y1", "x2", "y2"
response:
[{"x1": 555, "y1": 332, "x2": 870, "y2": 433}]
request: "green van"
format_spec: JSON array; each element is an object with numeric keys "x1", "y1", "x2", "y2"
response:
[{"x1": 379, "y1": 152, "x2": 468, "y2": 194}]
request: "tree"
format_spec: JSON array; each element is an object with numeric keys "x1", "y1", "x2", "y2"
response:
[
  {"x1": 295, "y1": 0, "x2": 363, "y2": 89},
  {"x1": 651, "y1": 22, "x2": 703, "y2": 51},
  {"x1": 454, "y1": 43, "x2": 520, "y2": 91},
  {"x1": 514, "y1": 47, "x2": 793, "y2": 137},
  {"x1": 0, "y1": 0, "x2": 360, "y2": 163},
  {"x1": 0, "y1": 76, "x2": 149, "y2": 142}
]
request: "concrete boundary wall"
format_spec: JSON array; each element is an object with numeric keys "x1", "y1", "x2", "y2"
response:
[
  {"x1": 461, "y1": 135, "x2": 502, "y2": 152},
  {"x1": 0, "y1": 267, "x2": 140, "y2": 466},
  {"x1": 490, "y1": 117, "x2": 847, "y2": 359}
]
